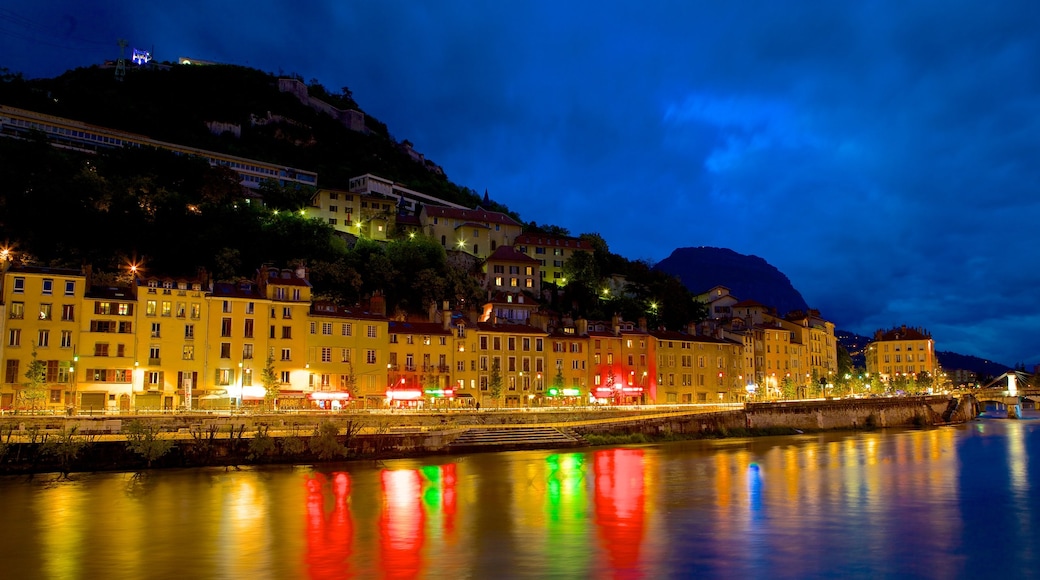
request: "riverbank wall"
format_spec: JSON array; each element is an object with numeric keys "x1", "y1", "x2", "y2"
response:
[{"x1": 0, "y1": 396, "x2": 977, "y2": 475}]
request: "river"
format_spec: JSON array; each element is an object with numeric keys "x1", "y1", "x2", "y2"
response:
[{"x1": 0, "y1": 410, "x2": 1037, "y2": 579}]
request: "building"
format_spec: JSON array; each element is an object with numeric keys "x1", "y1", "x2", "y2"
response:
[
  {"x1": 513, "y1": 233, "x2": 591, "y2": 285},
  {"x1": 306, "y1": 301, "x2": 389, "y2": 408},
  {"x1": 134, "y1": 275, "x2": 208, "y2": 411},
  {"x1": 420, "y1": 206, "x2": 523, "y2": 261},
  {"x1": 0, "y1": 104, "x2": 318, "y2": 190},
  {"x1": 484, "y1": 245, "x2": 541, "y2": 296},
  {"x1": 0, "y1": 266, "x2": 84, "y2": 411},
  {"x1": 388, "y1": 319, "x2": 454, "y2": 407},
  {"x1": 865, "y1": 325, "x2": 939, "y2": 384}
]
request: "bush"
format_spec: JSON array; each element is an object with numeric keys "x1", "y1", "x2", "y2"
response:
[{"x1": 309, "y1": 421, "x2": 347, "y2": 460}]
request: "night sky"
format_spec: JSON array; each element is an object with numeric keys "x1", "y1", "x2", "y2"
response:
[{"x1": 3, "y1": 2, "x2": 1039, "y2": 367}]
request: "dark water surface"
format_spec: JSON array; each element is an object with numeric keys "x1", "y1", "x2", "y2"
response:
[{"x1": 1, "y1": 412, "x2": 1038, "y2": 579}]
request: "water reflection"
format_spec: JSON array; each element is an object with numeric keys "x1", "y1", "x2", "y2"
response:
[
  {"x1": 2, "y1": 418, "x2": 1039, "y2": 578},
  {"x1": 593, "y1": 449, "x2": 646, "y2": 579}
]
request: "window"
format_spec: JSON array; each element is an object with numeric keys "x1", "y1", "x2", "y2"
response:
[
  {"x1": 321, "y1": 347, "x2": 332, "y2": 362},
  {"x1": 176, "y1": 302, "x2": 186, "y2": 318},
  {"x1": 282, "y1": 307, "x2": 292, "y2": 319},
  {"x1": 310, "y1": 322, "x2": 317, "y2": 335},
  {"x1": 217, "y1": 369, "x2": 233, "y2": 386},
  {"x1": 280, "y1": 371, "x2": 291, "y2": 384},
  {"x1": 37, "y1": 330, "x2": 49, "y2": 347},
  {"x1": 94, "y1": 342, "x2": 108, "y2": 356},
  {"x1": 341, "y1": 348, "x2": 351, "y2": 363},
  {"x1": 8, "y1": 302, "x2": 23, "y2": 319},
  {"x1": 38, "y1": 303, "x2": 52, "y2": 320},
  {"x1": 147, "y1": 300, "x2": 157, "y2": 316},
  {"x1": 220, "y1": 343, "x2": 231, "y2": 359},
  {"x1": 282, "y1": 326, "x2": 292, "y2": 339},
  {"x1": 342, "y1": 323, "x2": 352, "y2": 336},
  {"x1": 5, "y1": 360, "x2": 19, "y2": 383},
  {"x1": 367, "y1": 325, "x2": 377, "y2": 338},
  {"x1": 191, "y1": 304, "x2": 201, "y2": 319},
  {"x1": 61, "y1": 304, "x2": 74, "y2": 321},
  {"x1": 60, "y1": 330, "x2": 72, "y2": 348},
  {"x1": 222, "y1": 300, "x2": 232, "y2": 313},
  {"x1": 246, "y1": 302, "x2": 254, "y2": 315},
  {"x1": 221, "y1": 318, "x2": 232, "y2": 337},
  {"x1": 242, "y1": 369, "x2": 253, "y2": 386},
  {"x1": 244, "y1": 319, "x2": 254, "y2": 338},
  {"x1": 42, "y1": 279, "x2": 53, "y2": 295},
  {"x1": 185, "y1": 324, "x2": 195, "y2": 339},
  {"x1": 65, "y1": 280, "x2": 76, "y2": 296},
  {"x1": 149, "y1": 346, "x2": 160, "y2": 361},
  {"x1": 12, "y1": 277, "x2": 24, "y2": 293},
  {"x1": 322, "y1": 322, "x2": 333, "y2": 335},
  {"x1": 151, "y1": 322, "x2": 161, "y2": 338},
  {"x1": 366, "y1": 350, "x2": 377, "y2": 364},
  {"x1": 281, "y1": 348, "x2": 292, "y2": 361},
  {"x1": 161, "y1": 301, "x2": 172, "y2": 317},
  {"x1": 183, "y1": 345, "x2": 194, "y2": 360}
]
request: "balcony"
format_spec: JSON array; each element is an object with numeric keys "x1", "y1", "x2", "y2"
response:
[{"x1": 148, "y1": 358, "x2": 161, "y2": 366}]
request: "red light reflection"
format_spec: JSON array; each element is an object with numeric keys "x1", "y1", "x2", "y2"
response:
[
  {"x1": 304, "y1": 472, "x2": 354, "y2": 579},
  {"x1": 594, "y1": 448, "x2": 646, "y2": 579}
]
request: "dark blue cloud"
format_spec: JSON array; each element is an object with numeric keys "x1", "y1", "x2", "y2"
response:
[{"x1": 3, "y1": 1, "x2": 1040, "y2": 365}]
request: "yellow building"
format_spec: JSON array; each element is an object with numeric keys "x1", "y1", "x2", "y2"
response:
[
  {"x1": 203, "y1": 278, "x2": 269, "y2": 408},
  {"x1": 420, "y1": 206, "x2": 523, "y2": 260},
  {"x1": 547, "y1": 324, "x2": 591, "y2": 404},
  {"x1": 471, "y1": 321, "x2": 549, "y2": 407},
  {"x1": 78, "y1": 284, "x2": 137, "y2": 413},
  {"x1": 306, "y1": 301, "x2": 389, "y2": 409},
  {"x1": 514, "y1": 233, "x2": 591, "y2": 285},
  {"x1": 785, "y1": 309, "x2": 839, "y2": 390},
  {"x1": 1, "y1": 266, "x2": 84, "y2": 412},
  {"x1": 865, "y1": 325, "x2": 938, "y2": 384},
  {"x1": 134, "y1": 276, "x2": 208, "y2": 410},
  {"x1": 654, "y1": 330, "x2": 745, "y2": 404},
  {"x1": 388, "y1": 319, "x2": 454, "y2": 406}
]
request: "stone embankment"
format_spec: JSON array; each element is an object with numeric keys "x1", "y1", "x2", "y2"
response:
[{"x1": 0, "y1": 396, "x2": 977, "y2": 475}]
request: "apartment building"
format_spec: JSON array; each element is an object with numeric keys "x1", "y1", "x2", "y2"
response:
[
  {"x1": 420, "y1": 206, "x2": 523, "y2": 261},
  {"x1": 0, "y1": 266, "x2": 84, "y2": 411},
  {"x1": 513, "y1": 233, "x2": 591, "y2": 284},
  {"x1": 388, "y1": 320, "x2": 454, "y2": 406},
  {"x1": 307, "y1": 301, "x2": 389, "y2": 408},
  {"x1": 865, "y1": 325, "x2": 938, "y2": 382},
  {"x1": 135, "y1": 276, "x2": 208, "y2": 410}
]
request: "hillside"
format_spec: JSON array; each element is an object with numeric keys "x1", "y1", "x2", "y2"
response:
[
  {"x1": 653, "y1": 247, "x2": 809, "y2": 315},
  {"x1": 0, "y1": 63, "x2": 480, "y2": 206}
]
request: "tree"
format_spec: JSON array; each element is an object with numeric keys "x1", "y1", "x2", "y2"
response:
[
  {"x1": 489, "y1": 358, "x2": 503, "y2": 406},
  {"x1": 124, "y1": 420, "x2": 174, "y2": 468},
  {"x1": 21, "y1": 345, "x2": 47, "y2": 413},
  {"x1": 262, "y1": 353, "x2": 280, "y2": 411},
  {"x1": 552, "y1": 363, "x2": 565, "y2": 396},
  {"x1": 780, "y1": 376, "x2": 797, "y2": 400}
]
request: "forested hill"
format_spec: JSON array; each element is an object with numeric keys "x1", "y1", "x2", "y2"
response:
[{"x1": 0, "y1": 63, "x2": 488, "y2": 209}]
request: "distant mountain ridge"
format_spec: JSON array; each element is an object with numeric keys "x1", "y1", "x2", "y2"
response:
[{"x1": 653, "y1": 247, "x2": 809, "y2": 316}]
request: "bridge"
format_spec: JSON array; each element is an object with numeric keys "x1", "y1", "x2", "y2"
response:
[{"x1": 952, "y1": 371, "x2": 1038, "y2": 418}]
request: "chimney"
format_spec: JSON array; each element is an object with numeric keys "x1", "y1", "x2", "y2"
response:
[
  {"x1": 611, "y1": 314, "x2": 620, "y2": 336},
  {"x1": 370, "y1": 292, "x2": 386, "y2": 317},
  {"x1": 576, "y1": 318, "x2": 588, "y2": 336},
  {"x1": 428, "y1": 302, "x2": 437, "y2": 323},
  {"x1": 442, "y1": 301, "x2": 451, "y2": 331},
  {"x1": 638, "y1": 317, "x2": 647, "y2": 332}
]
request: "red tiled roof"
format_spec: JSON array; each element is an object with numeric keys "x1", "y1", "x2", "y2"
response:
[
  {"x1": 486, "y1": 245, "x2": 539, "y2": 263},
  {"x1": 514, "y1": 233, "x2": 590, "y2": 249},
  {"x1": 423, "y1": 206, "x2": 522, "y2": 227}
]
